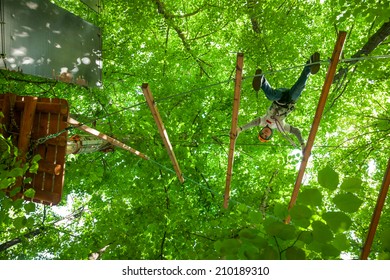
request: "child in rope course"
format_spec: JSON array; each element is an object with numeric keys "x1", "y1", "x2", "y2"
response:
[{"x1": 237, "y1": 52, "x2": 320, "y2": 153}]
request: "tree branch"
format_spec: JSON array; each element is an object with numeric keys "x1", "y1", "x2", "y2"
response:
[
  {"x1": 154, "y1": 0, "x2": 211, "y2": 77},
  {"x1": 333, "y1": 19, "x2": 390, "y2": 84}
]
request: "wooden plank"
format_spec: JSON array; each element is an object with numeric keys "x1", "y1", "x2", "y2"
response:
[
  {"x1": 12, "y1": 96, "x2": 38, "y2": 194},
  {"x1": 0, "y1": 99, "x2": 69, "y2": 115},
  {"x1": 285, "y1": 31, "x2": 347, "y2": 223},
  {"x1": 31, "y1": 101, "x2": 49, "y2": 197},
  {"x1": 0, "y1": 93, "x2": 12, "y2": 136},
  {"x1": 14, "y1": 100, "x2": 69, "y2": 115},
  {"x1": 68, "y1": 117, "x2": 150, "y2": 160},
  {"x1": 38, "y1": 160, "x2": 62, "y2": 175},
  {"x1": 361, "y1": 158, "x2": 390, "y2": 259},
  {"x1": 51, "y1": 99, "x2": 68, "y2": 205},
  {"x1": 38, "y1": 98, "x2": 57, "y2": 203},
  {"x1": 224, "y1": 53, "x2": 244, "y2": 209},
  {"x1": 17, "y1": 96, "x2": 38, "y2": 157},
  {"x1": 141, "y1": 83, "x2": 184, "y2": 184}
]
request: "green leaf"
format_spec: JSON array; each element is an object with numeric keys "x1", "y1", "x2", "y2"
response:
[
  {"x1": 247, "y1": 236, "x2": 268, "y2": 248},
  {"x1": 24, "y1": 188, "x2": 36, "y2": 198},
  {"x1": 13, "y1": 216, "x2": 27, "y2": 230},
  {"x1": 259, "y1": 246, "x2": 279, "y2": 260},
  {"x1": 380, "y1": 228, "x2": 390, "y2": 251},
  {"x1": 0, "y1": 178, "x2": 15, "y2": 189},
  {"x1": 24, "y1": 202, "x2": 36, "y2": 213},
  {"x1": 290, "y1": 204, "x2": 312, "y2": 220},
  {"x1": 0, "y1": 211, "x2": 5, "y2": 223},
  {"x1": 378, "y1": 252, "x2": 390, "y2": 260},
  {"x1": 13, "y1": 199, "x2": 24, "y2": 209},
  {"x1": 333, "y1": 193, "x2": 363, "y2": 213},
  {"x1": 239, "y1": 228, "x2": 257, "y2": 239},
  {"x1": 299, "y1": 231, "x2": 313, "y2": 244},
  {"x1": 312, "y1": 221, "x2": 333, "y2": 244},
  {"x1": 8, "y1": 167, "x2": 24, "y2": 177},
  {"x1": 340, "y1": 177, "x2": 362, "y2": 192},
  {"x1": 298, "y1": 188, "x2": 323, "y2": 206},
  {"x1": 318, "y1": 166, "x2": 339, "y2": 191},
  {"x1": 273, "y1": 203, "x2": 288, "y2": 220},
  {"x1": 332, "y1": 234, "x2": 350, "y2": 251},
  {"x1": 26, "y1": 217, "x2": 35, "y2": 228},
  {"x1": 322, "y1": 212, "x2": 352, "y2": 232},
  {"x1": 29, "y1": 155, "x2": 41, "y2": 174},
  {"x1": 9, "y1": 186, "x2": 21, "y2": 197},
  {"x1": 265, "y1": 221, "x2": 297, "y2": 241},
  {"x1": 219, "y1": 239, "x2": 240, "y2": 256},
  {"x1": 239, "y1": 241, "x2": 259, "y2": 260},
  {"x1": 248, "y1": 210, "x2": 262, "y2": 224},
  {"x1": 321, "y1": 244, "x2": 340, "y2": 259},
  {"x1": 285, "y1": 246, "x2": 306, "y2": 260}
]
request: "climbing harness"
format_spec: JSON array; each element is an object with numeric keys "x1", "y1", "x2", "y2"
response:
[{"x1": 274, "y1": 117, "x2": 298, "y2": 148}]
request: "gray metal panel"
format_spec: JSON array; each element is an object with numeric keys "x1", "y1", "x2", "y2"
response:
[
  {"x1": 0, "y1": 0, "x2": 102, "y2": 87},
  {"x1": 80, "y1": 0, "x2": 102, "y2": 13}
]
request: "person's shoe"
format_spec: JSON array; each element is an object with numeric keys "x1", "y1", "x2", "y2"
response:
[
  {"x1": 252, "y1": 69, "x2": 263, "y2": 92},
  {"x1": 309, "y1": 52, "x2": 320, "y2": 74}
]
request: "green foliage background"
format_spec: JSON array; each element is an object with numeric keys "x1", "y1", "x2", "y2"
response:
[{"x1": 0, "y1": 0, "x2": 389, "y2": 260}]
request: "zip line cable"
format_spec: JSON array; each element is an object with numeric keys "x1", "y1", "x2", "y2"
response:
[{"x1": 79, "y1": 54, "x2": 389, "y2": 126}]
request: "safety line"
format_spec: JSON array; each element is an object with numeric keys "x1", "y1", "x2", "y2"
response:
[
  {"x1": 244, "y1": 54, "x2": 390, "y2": 80},
  {"x1": 77, "y1": 54, "x2": 390, "y2": 127}
]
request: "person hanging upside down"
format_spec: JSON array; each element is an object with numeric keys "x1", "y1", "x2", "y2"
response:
[{"x1": 237, "y1": 52, "x2": 320, "y2": 153}]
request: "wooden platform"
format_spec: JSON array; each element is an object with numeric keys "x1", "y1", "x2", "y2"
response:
[{"x1": 0, "y1": 93, "x2": 69, "y2": 205}]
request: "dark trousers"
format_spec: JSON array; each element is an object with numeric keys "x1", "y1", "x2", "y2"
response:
[{"x1": 262, "y1": 65, "x2": 311, "y2": 103}]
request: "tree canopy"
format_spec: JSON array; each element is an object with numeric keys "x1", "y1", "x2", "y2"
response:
[{"x1": 1, "y1": 0, "x2": 389, "y2": 260}]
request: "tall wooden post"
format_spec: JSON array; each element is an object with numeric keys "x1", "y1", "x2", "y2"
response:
[
  {"x1": 286, "y1": 31, "x2": 347, "y2": 223},
  {"x1": 361, "y1": 158, "x2": 390, "y2": 259},
  {"x1": 224, "y1": 53, "x2": 244, "y2": 209},
  {"x1": 141, "y1": 83, "x2": 184, "y2": 183}
]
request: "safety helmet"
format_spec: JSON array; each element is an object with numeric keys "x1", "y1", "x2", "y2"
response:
[{"x1": 258, "y1": 126, "x2": 273, "y2": 143}]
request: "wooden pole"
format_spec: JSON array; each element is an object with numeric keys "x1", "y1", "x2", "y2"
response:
[
  {"x1": 11, "y1": 96, "x2": 38, "y2": 193},
  {"x1": 224, "y1": 53, "x2": 244, "y2": 209},
  {"x1": 141, "y1": 83, "x2": 184, "y2": 183},
  {"x1": 361, "y1": 158, "x2": 390, "y2": 259},
  {"x1": 285, "y1": 31, "x2": 347, "y2": 223},
  {"x1": 17, "y1": 96, "x2": 38, "y2": 159},
  {"x1": 67, "y1": 117, "x2": 149, "y2": 160}
]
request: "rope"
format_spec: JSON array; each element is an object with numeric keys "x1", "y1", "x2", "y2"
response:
[
  {"x1": 153, "y1": 78, "x2": 233, "y2": 103},
  {"x1": 274, "y1": 118, "x2": 298, "y2": 148},
  {"x1": 339, "y1": 54, "x2": 390, "y2": 63},
  {"x1": 244, "y1": 54, "x2": 390, "y2": 80}
]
